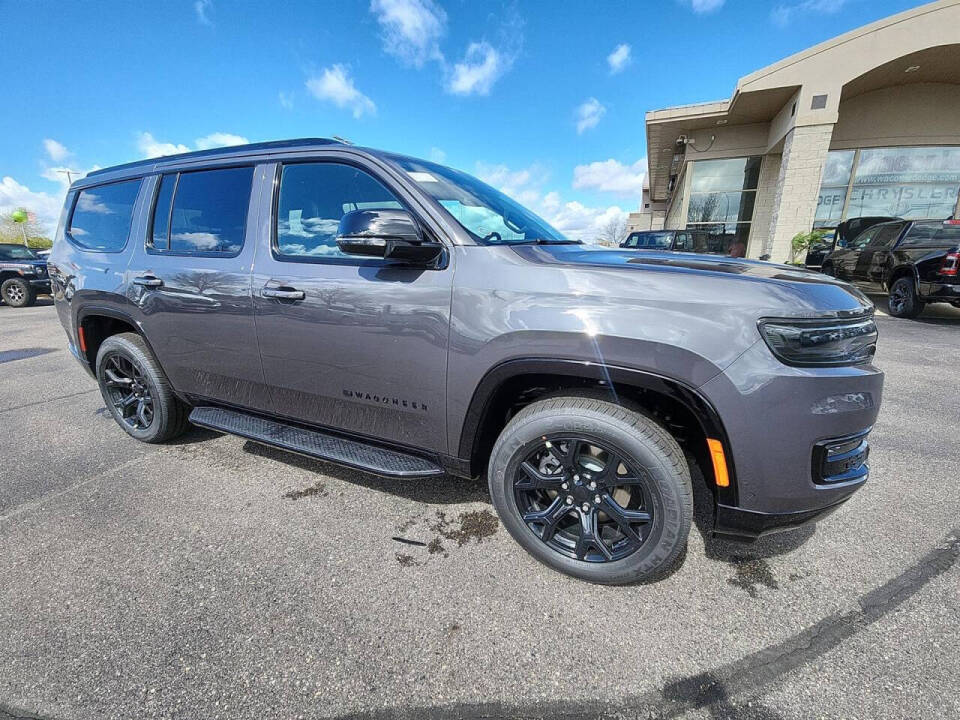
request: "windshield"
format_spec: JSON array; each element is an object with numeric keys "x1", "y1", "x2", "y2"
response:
[
  {"x1": 0, "y1": 245, "x2": 38, "y2": 260},
  {"x1": 390, "y1": 156, "x2": 572, "y2": 245},
  {"x1": 623, "y1": 232, "x2": 673, "y2": 249}
]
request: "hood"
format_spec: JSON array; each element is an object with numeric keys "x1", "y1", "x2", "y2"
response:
[{"x1": 509, "y1": 243, "x2": 874, "y2": 316}]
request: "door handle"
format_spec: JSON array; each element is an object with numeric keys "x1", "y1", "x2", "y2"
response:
[
  {"x1": 133, "y1": 275, "x2": 163, "y2": 288},
  {"x1": 262, "y1": 287, "x2": 305, "y2": 300}
]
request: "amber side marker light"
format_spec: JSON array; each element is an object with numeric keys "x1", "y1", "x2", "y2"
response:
[
  {"x1": 77, "y1": 326, "x2": 87, "y2": 354},
  {"x1": 706, "y1": 438, "x2": 730, "y2": 488}
]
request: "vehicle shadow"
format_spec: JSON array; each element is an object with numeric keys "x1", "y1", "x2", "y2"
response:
[{"x1": 241, "y1": 439, "x2": 490, "y2": 505}]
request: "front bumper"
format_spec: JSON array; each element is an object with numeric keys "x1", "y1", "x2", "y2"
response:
[
  {"x1": 919, "y1": 280, "x2": 960, "y2": 302},
  {"x1": 714, "y1": 492, "x2": 858, "y2": 540},
  {"x1": 700, "y1": 339, "x2": 882, "y2": 538}
]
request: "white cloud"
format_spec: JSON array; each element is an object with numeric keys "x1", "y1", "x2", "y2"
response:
[
  {"x1": 573, "y1": 159, "x2": 647, "y2": 197},
  {"x1": 428, "y1": 147, "x2": 447, "y2": 163},
  {"x1": 447, "y1": 41, "x2": 510, "y2": 96},
  {"x1": 43, "y1": 139, "x2": 70, "y2": 162},
  {"x1": 474, "y1": 162, "x2": 628, "y2": 242},
  {"x1": 607, "y1": 43, "x2": 631, "y2": 74},
  {"x1": 370, "y1": 0, "x2": 447, "y2": 67},
  {"x1": 771, "y1": 0, "x2": 848, "y2": 26},
  {"x1": 278, "y1": 91, "x2": 294, "y2": 110},
  {"x1": 0, "y1": 176, "x2": 64, "y2": 235},
  {"x1": 194, "y1": 132, "x2": 249, "y2": 150},
  {"x1": 683, "y1": 0, "x2": 725, "y2": 13},
  {"x1": 575, "y1": 98, "x2": 606, "y2": 134},
  {"x1": 306, "y1": 65, "x2": 377, "y2": 118},
  {"x1": 137, "y1": 131, "x2": 250, "y2": 159},
  {"x1": 195, "y1": 0, "x2": 213, "y2": 26}
]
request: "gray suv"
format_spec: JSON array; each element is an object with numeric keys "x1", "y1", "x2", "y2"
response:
[{"x1": 49, "y1": 139, "x2": 882, "y2": 584}]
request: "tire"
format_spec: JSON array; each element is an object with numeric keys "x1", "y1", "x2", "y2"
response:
[
  {"x1": 1, "y1": 277, "x2": 36, "y2": 308},
  {"x1": 887, "y1": 276, "x2": 923, "y2": 319},
  {"x1": 487, "y1": 396, "x2": 693, "y2": 585},
  {"x1": 95, "y1": 332, "x2": 189, "y2": 443}
]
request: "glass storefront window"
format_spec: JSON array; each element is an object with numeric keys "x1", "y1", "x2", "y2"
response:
[
  {"x1": 815, "y1": 146, "x2": 960, "y2": 226},
  {"x1": 685, "y1": 156, "x2": 760, "y2": 254}
]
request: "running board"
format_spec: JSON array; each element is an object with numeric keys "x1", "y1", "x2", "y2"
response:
[{"x1": 188, "y1": 406, "x2": 444, "y2": 478}]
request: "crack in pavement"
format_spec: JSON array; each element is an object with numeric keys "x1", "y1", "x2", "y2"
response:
[
  {"x1": 335, "y1": 528, "x2": 960, "y2": 719},
  {"x1": 0, "y1": 388, "x2": 98, "y2": 415}
]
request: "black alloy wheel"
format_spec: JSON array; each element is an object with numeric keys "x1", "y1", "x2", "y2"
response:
[
  {"x1": 887, "y1": 276, "x2": 923, "y2": 318},
  {"x1": 101, "y1": 352, "x2": 155, "y2": 431},
  {"x1": 514, "y1": 436, "x2": 654, "y2": 563}
]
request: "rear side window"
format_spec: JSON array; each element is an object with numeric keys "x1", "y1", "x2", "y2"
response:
[
  {"x1": 899, "y1": 222, "x2": 960, "y2": 247},
  {"x1": 869, "y1": 223, "x2": 905, "y2": 248},
  {"x1": 68, "y1": 179, "x2": 141, "y2": 252},
  {"x1": 150, "y1": 167, "x2": 253, "y2": 255}
]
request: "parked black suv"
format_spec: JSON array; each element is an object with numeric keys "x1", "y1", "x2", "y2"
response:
[
  {"x1": 803, "y1": 216, "x2": 899, "y2": 270},
  {"x1": 49, "y1": 139, "x2": 882, "y2": 584},
  {"x1": 621, "y1": 229, "x2": 745, "y2": 257},
  {"x1": 822, "y1": 219, "x2": 960, "y2": 318},
  {"x1": 0, "y1": 244, "x2": 50, "y2": 307}
]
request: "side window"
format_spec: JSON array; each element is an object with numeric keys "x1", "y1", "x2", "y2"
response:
[
  {"x1": 623, "y1": 235, "x2": 638, "y2": 248},
  {"x1": 869, "y1": 223, "x2": 904, "y2": 249},
  {"x1": 850, "y1": 227, "x2": 877, "y2": 250},
  {"x1": 150, "y1": 167, "x2": 253, "y2": 255},
  {"x1": 68, "y1": 179, "x2": 141, "y2": 252},
  {"x1": 276, "y1": 163, "x2": 403, "y2": 259},
  {"x1": 900, "y1": 224, "x2": 960, "y2": 247}
]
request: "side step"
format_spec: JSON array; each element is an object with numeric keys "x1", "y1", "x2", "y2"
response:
[{"x1": 188, "y1": 406, "x2": 444, "y2": 479}]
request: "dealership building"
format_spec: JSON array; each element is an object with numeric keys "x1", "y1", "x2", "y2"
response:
[{"x1": 631, "y1": 0, "x2": 960, "y2": 261}]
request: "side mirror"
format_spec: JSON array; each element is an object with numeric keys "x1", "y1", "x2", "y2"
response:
[{"x1": 336, "y1": 209, "x2": 443, "y2": 265}]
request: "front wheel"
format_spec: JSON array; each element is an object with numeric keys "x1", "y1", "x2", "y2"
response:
[
  {"x1": 488, "y1": 396, "x2": 693, "y2": 585},
  {"x1": 887, "y1": 276, "x2": 923, "y2": 318},
  {"x1": 1, "y1": 278, "x2": 36, "y2": 307},
  {"x1": 96, "y1": 332, "x2": 189, "y2": 443}
]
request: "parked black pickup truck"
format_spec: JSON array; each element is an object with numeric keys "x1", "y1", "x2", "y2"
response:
[{"x1": 822, "y1": 219, "x2": 960, "y2": 318}]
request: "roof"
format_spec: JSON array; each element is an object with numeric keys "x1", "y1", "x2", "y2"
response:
[{"x1": 81, "y1": 137, "x2": 344, "y2": 183}]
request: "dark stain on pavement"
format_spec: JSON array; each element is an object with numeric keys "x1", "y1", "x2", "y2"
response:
[
  {"x1": 431, "y1": 509, "x2": 499, "y2": 547},
  {"x1": 727, "y1": 557, "x2": 779, "y2": 598},
  {"x1": 0, "y1": 347, "x2": 55, "y2": 364},
  {"x1": 395, "y1": 553, "x2": 422, "y2": 568},
  {"x1": 283, "y1": 481, "x2": 328, "y2": 500}
]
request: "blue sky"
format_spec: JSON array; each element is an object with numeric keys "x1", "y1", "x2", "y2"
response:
[{"x1": 0, "y1": 0, "x2": 922, "y2": 238}]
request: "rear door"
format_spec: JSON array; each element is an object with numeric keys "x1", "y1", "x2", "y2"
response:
[
  {"x1": 835, "y1": 226, "x2": 877, "y2": 281},
  {"x1": 125, "y1": 165, "x2": 265, "y2": 407},
  {"x1": 858, "y1": 222, "x2": 906, "y2": 290}
]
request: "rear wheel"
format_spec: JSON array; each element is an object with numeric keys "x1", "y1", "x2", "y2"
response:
[
  {"x1": 887, "y1": 276, "x2": 923, "y2": 318},
  {"x1": 488, "y1": 396, "x2": 692, "y2": 585},
  {"x1": 1, "y1": 278, "x2": 36, "y2": 307},
  {"x1": 95, "y1": 333, "x2": 189, "y2": 443}
]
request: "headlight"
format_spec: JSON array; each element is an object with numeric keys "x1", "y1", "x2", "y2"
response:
[
  {"x1": 758, "y1": 315, "x2": 877, "y2": 367},
  {"x1": 16, "y1": 265, "x2": 37, "y2": 275}
]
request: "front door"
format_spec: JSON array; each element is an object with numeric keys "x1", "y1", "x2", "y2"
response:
[
  {"x1": 125, "y1": 166, "x2": 264, "y2": 407},
  {"x1": 250, "y1": 159, "x2": 453, "y2": 454}
]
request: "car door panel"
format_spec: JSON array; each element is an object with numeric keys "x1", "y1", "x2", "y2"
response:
[
  {"x1": 250, "y1": 159, "x2": 453, "y2": 453},
  {"x1": 125, "y1": 169, "x2": 265, "y2": 407}
]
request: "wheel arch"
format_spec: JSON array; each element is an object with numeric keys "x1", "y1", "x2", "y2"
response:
[
  {"x1": 884, "y1": 263, "x2": 919, "y2": 290},
  {"x1": 76, "y1": 305, "x2": 157, "y2": 373},
  {"x1": 457, "y1": 358, "x2": 738, "y2": 506}
]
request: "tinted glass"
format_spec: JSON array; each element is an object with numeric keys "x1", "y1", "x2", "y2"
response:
[
  {"x1": 690, "y1": 157, "x2": 761, "y2": 193},
  {"x1": 850, "y1": 227, "x2": 878, "y2": 250},
  {"x1": 687, "y1": 191, "x2": 756, "y2": 224},
  {"x1": 167, "y1": 167, "x2": 253, "y2": 255},
  {"x1": 150, "y1": 174, "x2": 176, "y2": 250},
  {"x1": 69, "y1": 179, "x2": 141, "y2": 251},
  {"x1": 900, "y1": 222, "x2": 960, "y2": 247},
  {"x1": 623, "y1": 232, "x2": 672, "y2": 249},
  {"x1": 0, "y1": 245, "x2": 38, "y2": 260},
  {"x1": 869, "y1": 224, "x2": 905, "y2": 248},
  {"x1": 276, "y1": 163, "x2": 403, "y2": 258}
]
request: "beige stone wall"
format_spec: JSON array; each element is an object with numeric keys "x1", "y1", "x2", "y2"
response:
[
  {"x1": 747, "y1": 153, "x2": 782, "y2": 258},
  {"x1": 765, "y1": 124, "x2": 835, "y2": 262}
]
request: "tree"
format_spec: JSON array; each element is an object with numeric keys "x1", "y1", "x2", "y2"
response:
[
  {"x1": 596, "y1": 215, "x2": 627, "y2": 247},
  {"x1": 0, "y1": 211, "x2": 52, "y2": 248},
  {"x1": 788, "y1": 229, "x2": 827, "y2": 264}
]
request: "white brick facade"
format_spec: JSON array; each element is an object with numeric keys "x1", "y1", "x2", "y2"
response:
[{"x1": 764, "y1": 124, "x2": 835, "y2": 262}]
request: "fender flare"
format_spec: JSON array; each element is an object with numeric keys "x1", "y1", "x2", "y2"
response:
[{"x1": 457, "y1": 357, "x2": 738, "y2": 505}]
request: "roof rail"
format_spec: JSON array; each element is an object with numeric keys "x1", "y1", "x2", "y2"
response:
[{"x1": 85, "y1": 137, "x2": 342, "y2": 178}]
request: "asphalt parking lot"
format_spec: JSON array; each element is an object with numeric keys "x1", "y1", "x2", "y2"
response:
[{"x1": 1, "y1": 298, "x2": 958, "y2": 720}]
